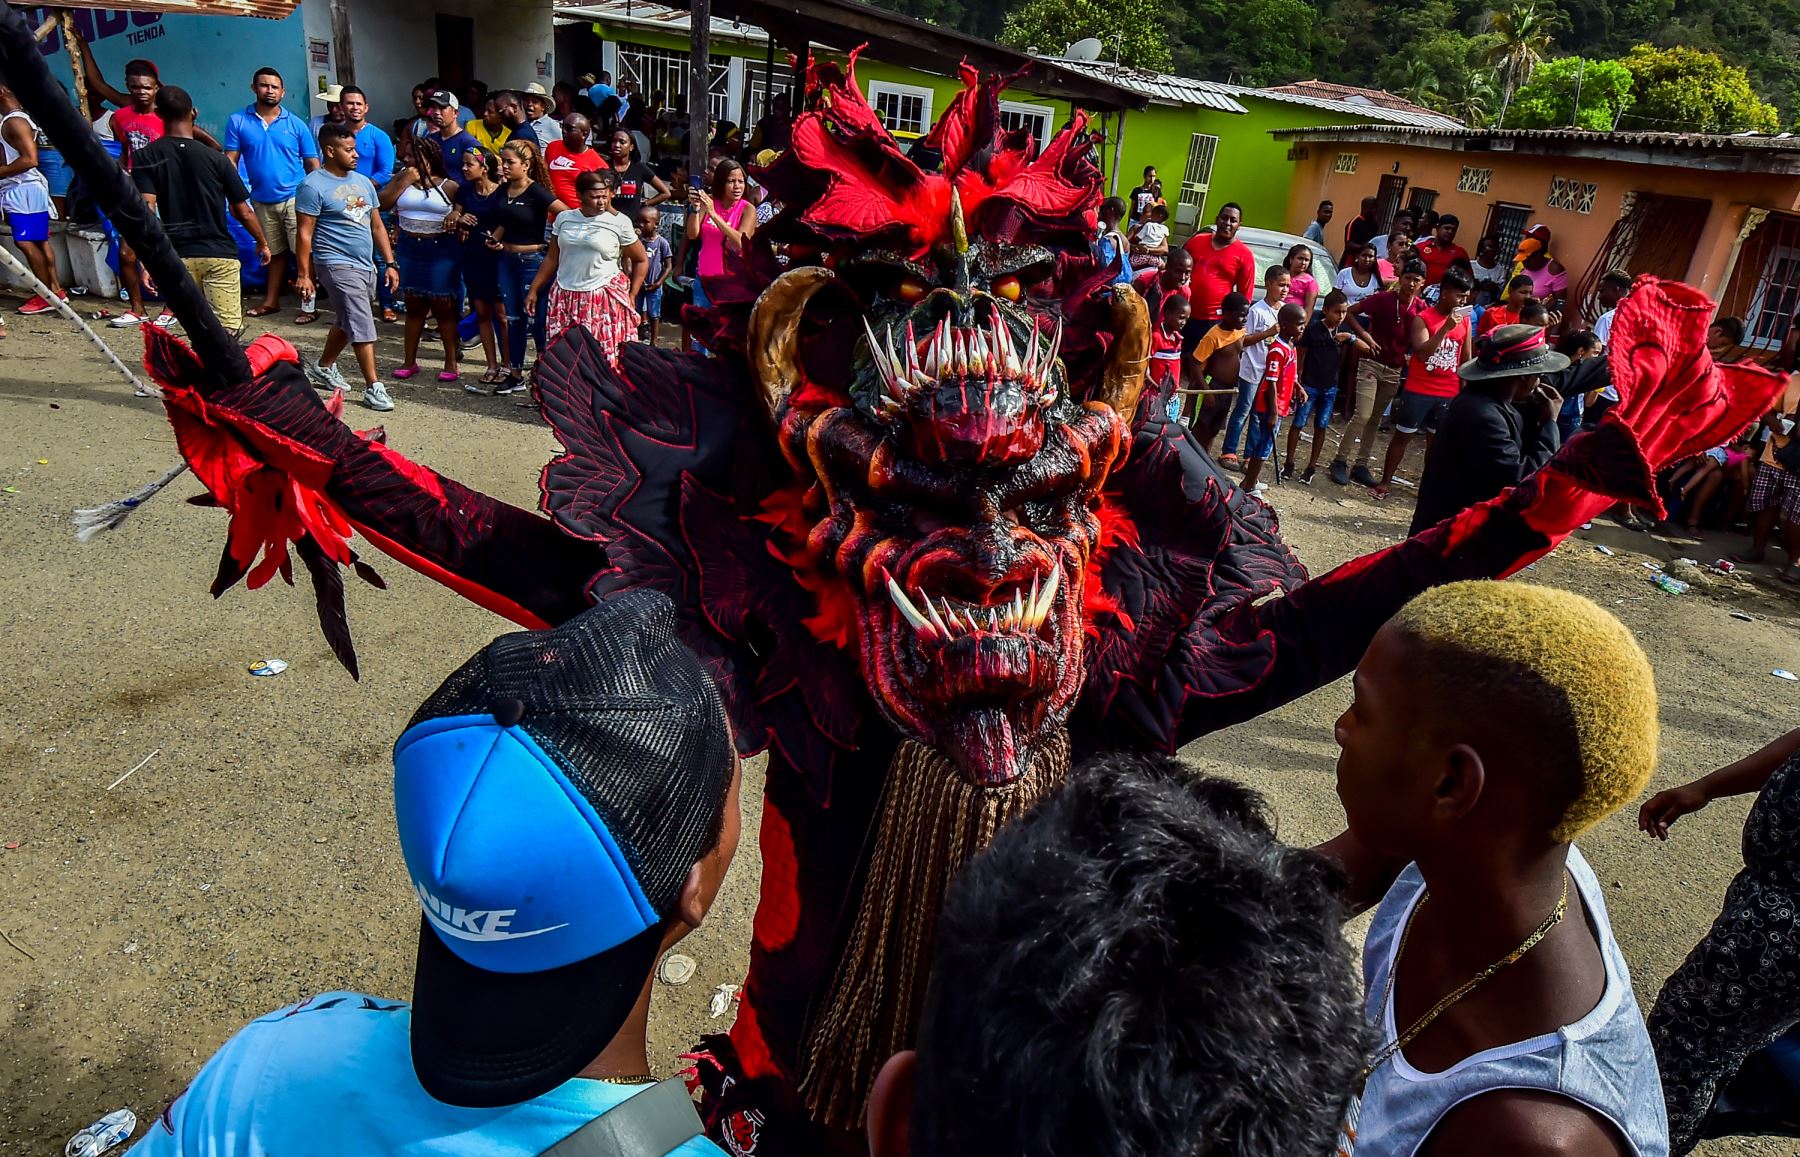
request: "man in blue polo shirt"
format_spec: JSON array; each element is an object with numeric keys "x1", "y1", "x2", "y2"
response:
[
  {"x1": 223, "y1": 66, "x2": 318, "y2": 321},
  {"x1": 129, "y1": 592, "x2": 739, "y2": 1157}
]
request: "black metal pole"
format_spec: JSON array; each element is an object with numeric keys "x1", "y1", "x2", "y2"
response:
[
  {"x1": 688, "y1": 0, "x2": 710, "y2": 181},
  {"x1": 0, "y1": 0, "x2": 249, "y2": 387}
]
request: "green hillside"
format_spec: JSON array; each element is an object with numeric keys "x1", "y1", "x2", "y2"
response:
[{"x1": 870, "y1": 0, "x2": 1800, "y2": 130}]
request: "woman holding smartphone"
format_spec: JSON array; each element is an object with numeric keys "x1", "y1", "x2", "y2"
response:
[
  {"x1": 447, "y1": 147, "x2": 509, "y2": 388},
  {"x1": 685, "y1": 158, "x2": 754, "y2": 320}
]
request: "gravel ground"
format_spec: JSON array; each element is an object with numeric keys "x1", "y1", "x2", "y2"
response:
[{"x1": 1, "y1": 302, "x2": 1795, "y2": 1154}]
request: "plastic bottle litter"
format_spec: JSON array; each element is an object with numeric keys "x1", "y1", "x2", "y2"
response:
[
  {"x1": 247, "y1": 659, "x2": 289, "y2": 677},
  {"x1": 1594, "y1": 544, "x2": 1615, "y2": 556},
  {"x1": 1651, "y1": 574, "x2": 1689, "y2": 595},
  {"x1": 66, "y1": 1109, "x2": 135, "y2": 1157},
  {"x1": 1732, "y1": 611, "x2": 1756, "y2": 622},
  {"x1": 1774, "y1": 669, "x2": 1799, "y2": 682}
]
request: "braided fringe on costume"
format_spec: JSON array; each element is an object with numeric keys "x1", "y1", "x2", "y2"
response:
[{"x1": 798, "y1": 730, "x2": 1071, "y2": 1127}]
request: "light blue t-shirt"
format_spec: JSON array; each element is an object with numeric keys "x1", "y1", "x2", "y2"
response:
[
  {"x1": 296, "y1": 169, "x2": 380, "y2": 268},
  {"x1": 222, "y1": 105, "x2": 318, "y2": 203},
  {"x1": 128, "y1": 992, "x2": 726, "y2": 1157},
  {"x1": 587, "y1": 82, "x2": 618, "y2": 107}
]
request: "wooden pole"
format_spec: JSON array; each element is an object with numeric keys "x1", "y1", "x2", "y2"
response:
[
  {"x1": 61, "y1": 13, "x2": 88, "y2": 121},
  {"x1": 329, "y1": 0, "x2": 357, "y2": 87},
  {"x1": 688, "y1": 0, "x2": 710, "y2": 182}
]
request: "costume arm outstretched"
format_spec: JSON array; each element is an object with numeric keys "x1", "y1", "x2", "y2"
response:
[{"x1": 1122, "y1": 278, "x2": 1785, "y2": 750}]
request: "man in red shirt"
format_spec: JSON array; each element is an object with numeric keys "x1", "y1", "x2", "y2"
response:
[
  {"x1": 544, "y1": 113, "x2": 603, "y2": 207},
  {"x1": 1182, "y1": 202, "x2": 1256, "y2": 345},
  {"x1": 1331, "y1": 258, "x2": 1428, "y2": 486},
  {"x1": 1375, "y1": 267, "x2": 1474, "y2": 499},
  {"x1": 1413, "y1": 213, "x2": 1469, "y2": 288}
]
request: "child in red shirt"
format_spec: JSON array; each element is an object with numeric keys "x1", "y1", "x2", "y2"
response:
[
  {"x1": 1241, "y1": 302, "x2": 1307, "y2": 493},
  {"x1": 1152, "y1": 294, "x2": 1190, "y2": 422}
]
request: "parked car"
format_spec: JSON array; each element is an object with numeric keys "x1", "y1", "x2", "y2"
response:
[
  {"x1": 1183, "y1": 225, "x2": 1340, "y2": 312},
  {"x1": 1236, "y1": 226, "x2": 1339, "y2": 307}
]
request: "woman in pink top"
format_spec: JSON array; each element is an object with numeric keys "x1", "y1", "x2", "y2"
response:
[
  {"x1": 1516, "y1": 224, "x2": 1568, "y2": 306},
  {"x1": 1283, "y1": 243, "x2": 1319, "y2": 314},
  {"x1": 686, "y1": 158, "x2": 755, "y2": 312}
]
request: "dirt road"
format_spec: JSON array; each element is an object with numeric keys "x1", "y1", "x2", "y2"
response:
[{"x1": 1, "y1": 307, "x2": 1793, "y2": 1153}]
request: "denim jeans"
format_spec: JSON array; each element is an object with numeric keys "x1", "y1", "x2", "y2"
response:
[
  {"x1": 1220, "y1": 377, "x2": 1260, "y2": 458},
  {"x1": 496, "y1": 249, "x2": 546, "y2": 368}
]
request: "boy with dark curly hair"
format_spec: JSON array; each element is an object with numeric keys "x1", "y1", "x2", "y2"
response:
[
  {"x1": 867, "y1": 751, "x2": 1370, "y2": 1157},
  {"x1": 1321, "y1": 581, "x2": 1668, "y2": 1156}
]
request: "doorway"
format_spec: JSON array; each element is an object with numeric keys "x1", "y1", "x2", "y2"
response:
[{"x1": 436, "y1": 15, "x2": 474, "y2": 95}]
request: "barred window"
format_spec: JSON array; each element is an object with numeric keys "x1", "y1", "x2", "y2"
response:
[
  {"x1": 1334, "y1": 152, "x2": 1359, "y2": 174},
  {"x1": 868, "y1": 81, "x2": 934, "y2": 138}
]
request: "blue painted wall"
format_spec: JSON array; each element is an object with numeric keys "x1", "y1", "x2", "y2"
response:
[{"x1": 25, "y1": 6, "x2": 311, "y2": 139}]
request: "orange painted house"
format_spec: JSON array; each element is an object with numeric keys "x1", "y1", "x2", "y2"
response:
[{"x1": 1274, "y1": 124, "x2": 1800, "y2": 359}]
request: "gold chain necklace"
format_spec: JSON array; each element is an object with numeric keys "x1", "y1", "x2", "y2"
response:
[
  {"x1": 1360, "y1": 871, "x2": 1569, "y2": 1083},
  {"x1": 594, "y1": 1073, "x2": 659, "y2": 1086}
]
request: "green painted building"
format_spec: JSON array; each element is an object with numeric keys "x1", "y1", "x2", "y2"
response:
[{"x1": 553, "y1": 0, "x2": 1460, "y2": 233}]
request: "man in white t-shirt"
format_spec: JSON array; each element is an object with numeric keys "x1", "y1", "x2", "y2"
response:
[
  {"x1": 1591, "y1": 269, "x2": 1631, "y2": 348},
  {"x1": 1217, "y1": 264, "x2": 1291, "y2": 465}
]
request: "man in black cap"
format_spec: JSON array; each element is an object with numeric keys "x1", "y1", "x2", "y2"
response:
[
  {"x1": 421, "y1": 87, "x2": 479, "y2": 175},
  {"x1": 1409, "y1": 323, "x2": 1567, "y2": 535},
  {"x1": 132, "y1": 590, "x2": 739, "y2": 1156}
]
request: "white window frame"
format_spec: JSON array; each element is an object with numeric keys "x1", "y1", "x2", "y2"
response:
[
  {"x1": 1334, "y1": 152, "x2": 1358, "y2": 174},
  {"x1": 867, "y1": 79, "x2": 934, "y2": 138},
  {"x1": 1745, "y1": 244, "x2": 1800, "y2": 352},
  {"x1": 616, "y1": 42, "x2": 730, "y2": 122},
  {"x1": 998, "y1": 100, "x2": 1055, "y2": 148},
  {"x1": 1457, "y1": 166, "x2": 1492, "y2": 195},
  {"x1": 1176, "y1": 132, "x2": 1220, "y2": 228}
]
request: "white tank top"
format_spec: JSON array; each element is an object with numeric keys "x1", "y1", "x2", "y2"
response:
[
  {"x1": 1342, "y1": 846, "x2": 1669, "y2": 1156},
  {"x1": 395, "y1": 180, "x2": 453, "y2": 235},
  {"x1": 0, "y1": 110, "x2": 49, "y2": 194}
]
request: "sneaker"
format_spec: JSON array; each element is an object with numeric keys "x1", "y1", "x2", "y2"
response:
[
  {"x1": 495, "y1": 372, "x2": 529, "y2": 395},
  {"x1": 1300, "y1": 468, "x2": 1316, "y2": 486},
  {"x1": 362, "y1": 382, "x2": 395, "y2": 412},
  {"x1": 305, "y1": 360, "x2": 351, "y2": 393},
  {"x1": 1280, "y1": 462, "x2": 1296, "y2": 481},
  {"x1": 1350, "y1": 464, "x2": 1379, "y2": 487},
  {"x1": 20, "y1": 295, "x2": 57, "y2": 316},
  {"x1": 1329, "y1": 459, "x2": 1350, "y2": 486},
  {"x1": 107, "y1": 310, "x2": 144, "y2": 326}
]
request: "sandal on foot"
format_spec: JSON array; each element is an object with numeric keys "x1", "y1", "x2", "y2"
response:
[
  {"x1": 293, "y1": 311, "x2": 318, "y2": 325},
  {"x1": 245, "y1": 304, "x2": 280, "y2": 318},
  {"x1": 381, "y1": 308, "x2": 401, "y2": 324},
  {"x1": 1371, "y1": 485, "x2": 1391, "y2": 501},
  {"x1": 438, "y1": 370, "x2": 461, "y2": 382},
  {"x1": 392, "y1": 365, "x2": 422, "y2": 380},
  {"x1": 479, "y1": 367, "x2": 508, "y2": 385}
]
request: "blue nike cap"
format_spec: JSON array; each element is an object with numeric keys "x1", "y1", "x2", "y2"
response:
[{"x1": 392, "y1": 590, "x2": 735, "y2": 1108}]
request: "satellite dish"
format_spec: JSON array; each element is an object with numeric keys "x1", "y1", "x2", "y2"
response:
[{"x1": 1064, "y1": 37, "x2": 1104, "y2": 62}]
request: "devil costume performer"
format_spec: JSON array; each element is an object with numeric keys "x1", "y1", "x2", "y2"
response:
[{"x1": 0, "y1": 10, "x2": 1780, "y2": 1150}]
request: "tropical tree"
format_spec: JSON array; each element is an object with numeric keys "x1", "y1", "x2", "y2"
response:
[
  {"x1": 1502, "y1": 56, "x2": 1635, "y2": 130},
  {"x1": 1485, "y1": 3, "x2": 1566, "y2": 116},
  {"x1": 1616, "y1": 44, "x2": 1781, "y2": 133},
  {"x1": 997, "y1": 0, "x2": 1174, "y2": 73}
]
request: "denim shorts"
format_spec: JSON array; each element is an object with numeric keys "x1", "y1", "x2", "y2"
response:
[
  {"x1": 398, "y1": 231, "x2": 460, "y2": 300},
  {"x1": 1245, "y1": 408, "x2": 1280, "y2": 460},
  {"x1": 37, "y1": 146, "x2": 69, "y2": 196},
  {"x1": 1292, "y1": 384, "x2": 1337, "y2": 430},
  {"x1": 1392, "y1": 389, "x2": 1451, "y2": 435},
  {"x1": 637, "y1": 285, "x2": 663, "y2": 317}
]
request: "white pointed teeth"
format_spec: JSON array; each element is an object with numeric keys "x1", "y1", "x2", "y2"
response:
[
  {"x1": 861, "y1": 313, "x2": 1058, "y2": 403},
  {"x1": 883, "y1": 566, "x2": 1064, "y2": 642}
]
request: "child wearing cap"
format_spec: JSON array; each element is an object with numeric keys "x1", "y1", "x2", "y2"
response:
[
  {"x1": 1320, "y1": 581, "x2": 1668, "y2": 1157},
  {"x1": 131, "y1": 592, "x2": 740, "y2": 1156}
]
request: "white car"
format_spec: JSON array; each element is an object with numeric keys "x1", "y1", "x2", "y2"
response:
[{"x1": 1189, "y1": 225, "x2": 1339, "y2": 312}]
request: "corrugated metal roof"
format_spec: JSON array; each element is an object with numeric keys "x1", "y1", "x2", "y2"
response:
[
  {"x1": 1036, "y1": 58, "x2": 1246, "y2": 113},
  {"x1": 555, "y1": 0, "x2": 767, "y2": 42},
  {"x1": 60, "y1": 0, "x2": 296, "y2": 18},
  {"x1": 1270, "y1": 123, "x2": 1800, "y2": 152},
  {"x1": 1212, "y1": 82, "x2": 1464, "y2": 130}
]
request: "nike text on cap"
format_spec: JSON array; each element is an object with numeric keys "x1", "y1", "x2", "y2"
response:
[{"x1": 393, "y1": 589, "x2": 734, "y2": 1107}]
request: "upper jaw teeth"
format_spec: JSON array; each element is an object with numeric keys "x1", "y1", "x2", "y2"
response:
[
  {"x1": 882, "y1": 565, "x2": 1061, "y2": 642},
  {"x1": 864, "y1": 314, "x2": 1062, "y2": 413}
]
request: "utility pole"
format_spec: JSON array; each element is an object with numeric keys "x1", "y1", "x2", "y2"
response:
[
  {"x1": 1570, "y1": 57, "x2": 1583, "y2": 128},
  {"x1": 689, "y1": 0, "x2": 710, "y2": 184}
]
